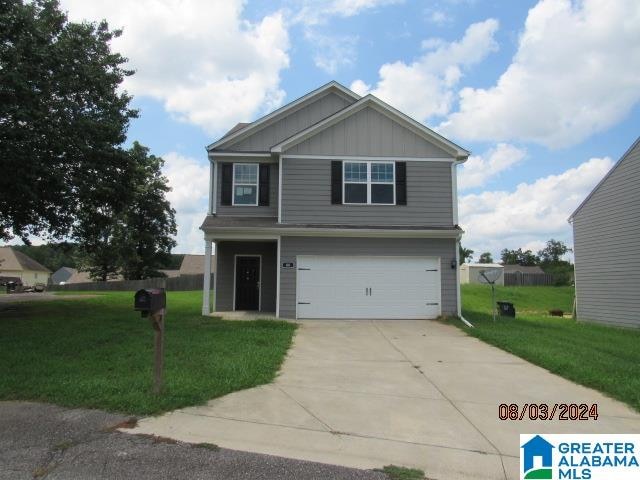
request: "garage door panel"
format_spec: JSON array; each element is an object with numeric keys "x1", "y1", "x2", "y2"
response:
[{"x1": 297, "y1": 256, "x2": 441, "y2": 319}]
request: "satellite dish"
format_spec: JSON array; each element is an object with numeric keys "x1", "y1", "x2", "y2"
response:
[
  {"x1": 479, "y1": 268, "x2": 503, "y2": 284},
  {"x1": 478, "y1": 268, "x2": 503, "y2": 322}
]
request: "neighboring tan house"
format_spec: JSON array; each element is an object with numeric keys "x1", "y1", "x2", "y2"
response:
[
  {"x1": 569, "y1": 136, "x2": 640, "y2": 328},
  {"x1": 460, "y1": 263, "x2": 504, "y2": 285},
  {"x1": 200, "y1": 81, "x2": 469, "y2": 319},
  {"x1": 158, "y1": 269, "x2": 181, "y2": 278},
  {"x1": 0, "y1": 246, "x2": 51, "y2": 286},
  {"x1": 179, "y1": 254, "x2": 216, "y2": 276}
]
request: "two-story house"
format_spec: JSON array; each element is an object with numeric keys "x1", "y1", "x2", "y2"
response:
[{"x1": 200, "y1": 81, "x2": 469, "y2": 320}]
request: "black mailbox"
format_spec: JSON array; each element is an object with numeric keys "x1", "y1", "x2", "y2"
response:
[{"x1": 134, "y1": 288, "x2": 166, "y2": 316}]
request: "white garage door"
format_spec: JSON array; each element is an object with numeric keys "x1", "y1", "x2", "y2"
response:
[{"x1": 296, "y1": 256, "x2": 441, "y2": 319}]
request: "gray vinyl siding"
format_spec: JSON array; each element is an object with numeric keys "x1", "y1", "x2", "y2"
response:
[
  {"x1": 226, "y1": 92, "x2": 353, "y2": 152},
  {"x1": 216, "y1": 162, "x2": 278, "y2": 217},
  {"x1": 285, "y1": 106, "x2": 451, "y2": 158},
  {"x1": 572, "y1": 140, "x2": 640, "y2": 328},
  {"x1": 281, "y1": 158, "x2": 453, "y2": 226},
  {"x1": 214, "y1": 241, "x2": 277, "y2": 312},
  {"x1": 279, "y1": 236, "x2": 457, "y2": 319}
]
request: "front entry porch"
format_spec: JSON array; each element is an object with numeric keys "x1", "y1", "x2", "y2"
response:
[{"x1": 204, "y1": 240, "x2": 277, "y2": 316}]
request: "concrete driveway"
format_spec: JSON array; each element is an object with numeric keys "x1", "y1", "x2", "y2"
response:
[{"x1": 130, "y1": 320, "x2": 640, "y2": 480}]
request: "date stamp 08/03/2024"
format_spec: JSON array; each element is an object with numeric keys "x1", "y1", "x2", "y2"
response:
[{"x1": 499, "y1": 403, "x2": 599, "y2": 421}]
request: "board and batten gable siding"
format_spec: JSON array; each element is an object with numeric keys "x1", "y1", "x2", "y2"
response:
[
  {"x1": 214, "y1": 241, "x2": 277, "y2": 312},
  {"x1": 281, "y1": 157, "x2": 453, "y2": 226},
  {"x1": 572, "y1": 140, "x2": 640, "y2": 328},
  {"x1": 225, "y1": 92, "x2": 353, "y2": 152},
  {"x1": 278, "y1": 236, "x2": 457, "y2": 319},
  {"x1": 216, "y1": 162, "x2": 278, "y2": 217},
  {"x1": 284, "y1": 106, "x2": 451, "y2": 158}
]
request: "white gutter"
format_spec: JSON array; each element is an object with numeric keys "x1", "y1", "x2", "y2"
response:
[{"x1": 459, "y1": 315, "x2": 474, "y2": 328}]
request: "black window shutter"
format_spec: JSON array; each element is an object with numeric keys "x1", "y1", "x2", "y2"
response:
[
  {"x1": 396, "y1": 162, "x2": 407, "y2": 205},
  {"x1": 221, "y1": 163, "x2": 233, "y2": 206},
  {"x1": 259, "y1": 164, "x2": 270, "y2": 206},
  {"x1": 331, "y1": 161, "x2": 342, "y2": 204}
]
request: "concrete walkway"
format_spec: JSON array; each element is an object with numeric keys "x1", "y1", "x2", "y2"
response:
[{"x1": 130, "y1": 320, "x2": 640, "y2": 480}]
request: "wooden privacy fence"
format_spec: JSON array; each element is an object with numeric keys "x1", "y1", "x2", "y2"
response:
[
  {"x1": 504, "y1": 272, "x2": 554, "y2": 286},
  {"x1": 50, "y1": 274, "x2": 214, "y2": 292}
]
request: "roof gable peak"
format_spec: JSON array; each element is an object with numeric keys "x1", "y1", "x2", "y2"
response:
[{"x1": 207, "y1": 81, "x2": 360, "y2": 152}]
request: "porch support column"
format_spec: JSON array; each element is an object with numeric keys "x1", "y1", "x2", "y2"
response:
[
  {"x1": 202, "y1": 239, "x2": 212, "y2": 315},
  {"x1": 455, "y1": 236, "x2": 461, "y2": 317}
]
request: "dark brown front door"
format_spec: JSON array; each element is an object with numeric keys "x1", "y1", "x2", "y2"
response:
[{"x1": 235, "y1": 256, "x2": 260, "y2": 310}]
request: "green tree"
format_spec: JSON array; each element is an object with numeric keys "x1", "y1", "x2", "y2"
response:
[
  {"x1": 500, "y1": 248, "x2": 539, "y2": 266},
  {"x1": 12, "y1": 243, "x2": 79, "y2": 271},
  {"x1": 538, "y1": 239, "x2": 572, "y2": 264},
  {"x1": 74, "y1": 143, "x2": 177, "y2": 281},
  {"x1": 459, "y1": 245, "x2": 474, "y2": 265},
  {"x1": 116, "y1": 143, "x2": 177, "y2": 279},
  {"x1": 0, "y1": 0, "x2": 137, "y2": 242},
  {"x1": 478, "y1": 252, "x2": 494, "y2": 264},
  {"x1": 538, "y1": 239, "x2": 574, "y2": 286}
]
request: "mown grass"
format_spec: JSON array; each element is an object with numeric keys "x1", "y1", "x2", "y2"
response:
[
  {"x1": 458, "y1": 284, "x2": 640, "y2": 411},
  {"x1": 0, "y1": 291, "x2": 296, "y2": 415}
]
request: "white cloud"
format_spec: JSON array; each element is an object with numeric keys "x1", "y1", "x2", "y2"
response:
[
  {"x1": 293, "y1": 0, "x2": 404, "y2": 25},
  {"x1": 458, "y1": 143, "x2": 527, "y2": 190},
  {"x1": 440, "y1": 0, "x2": 640, "y2": 148},
  {"x1": 60, "y1": 0, "x2": 290, "y2": 135},
  {"x1": 459, "y1": 156, "x2": 614, "y2": 257},
  {"x1": 305, "y1": 30, "x2": 358, "y2": 74},
  {"x1": 162, "y1": 152, "x2": 209, "y2": 254},
  {"x1": 424, "y1": 8, "x2": 451, "y2": 25},
  {"x1": 350, "y1": 79, "x2": 371, "y2": 96},
  {"x1": 351, "y1": 19, "x2": 499, "y2": 121}
]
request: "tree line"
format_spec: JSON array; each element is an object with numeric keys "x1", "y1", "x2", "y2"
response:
[
  {"x1": 1, "y1": 0, "x2": 177, "y2": 280},
  {"x1": 459, "y1": 239, "x2": 574, "y2": 285}
]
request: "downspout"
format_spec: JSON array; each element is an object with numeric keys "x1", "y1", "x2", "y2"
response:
[{"x1": 453, "y1": 160, "x2": 473, "y2": 328}]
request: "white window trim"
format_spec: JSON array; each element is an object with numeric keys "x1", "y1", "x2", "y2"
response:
[
  {"x1": 343, "y1": 161, "x2": 396, "y2": 205},
  {"x1": 232, "y1": 163, "x2": 259, "y2": 206}
]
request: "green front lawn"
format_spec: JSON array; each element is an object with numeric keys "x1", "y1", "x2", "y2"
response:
[
  {"x1": 0, "y1": 291, "x2": 296, "y2": 415},
  {"x1": 459, "y1": 284, "x2": 640, "y2": 412}
]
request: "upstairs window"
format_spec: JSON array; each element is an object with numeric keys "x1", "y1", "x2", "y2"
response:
[
  {"x1": 343, "y1": 161, "x2": 395, "y2": 205},
  {"x1": 233, "y1": 163, "x2": 258, "y2": 205}
]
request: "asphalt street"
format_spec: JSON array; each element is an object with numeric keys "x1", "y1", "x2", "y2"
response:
[{"x1": 0, "y1": 402, "x2": 389, "y2": 480}]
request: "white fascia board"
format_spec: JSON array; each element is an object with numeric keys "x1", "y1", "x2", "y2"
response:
[
  {"x1": 204, "y1": 228, "x2": 462, "y2": 241},
  {"x1": 208, "y1": 152, "x2": 273, "y2": 161},
  {"x1": 272, "y1": 95, "x2": 470, "y2": 159},
  {"x1": 206, "y1": 82, "x2": 360, "y2": 151},
  {"x1": 281, "y1": 154, "x2": 456, "y2": 162}
]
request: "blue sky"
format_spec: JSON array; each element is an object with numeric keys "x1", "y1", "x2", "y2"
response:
[{"x1": 59, "y1": 0, "x2": 640, "y2": 257}]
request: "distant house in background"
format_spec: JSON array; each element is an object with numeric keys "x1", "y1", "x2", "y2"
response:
[
  {"x1": 502, "y1": 265, "x2": 545, "y2": 275},
  {"x1": 158, "y1": 269, "x2": 180, "y2": 278},
  {"x1": 569, "y1": 136, "x2": 640, "y2": 328},
  {"x1": 179, "y1": 254, "x2": 216, "y2": 276},
  {"x1": 51, "y1": 266, "x2": 75, "y2": 285},
  {"x1": 50, "y1": 267, "x2": 122, "y2": 284},
  {"x1": 0, "y1": 246, "x2": 51, "y2": 286},
  {"x1": 460, "y1": 263, "x2": 504, "y2": 285}
]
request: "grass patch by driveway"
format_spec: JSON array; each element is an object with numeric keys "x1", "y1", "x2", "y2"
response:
[
  {"x1": 459, "y1": 285, "x2": 640, "y2": 412},
  {"x1": 0, "y1": 291, "x2": 296, "y2": 415}
]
